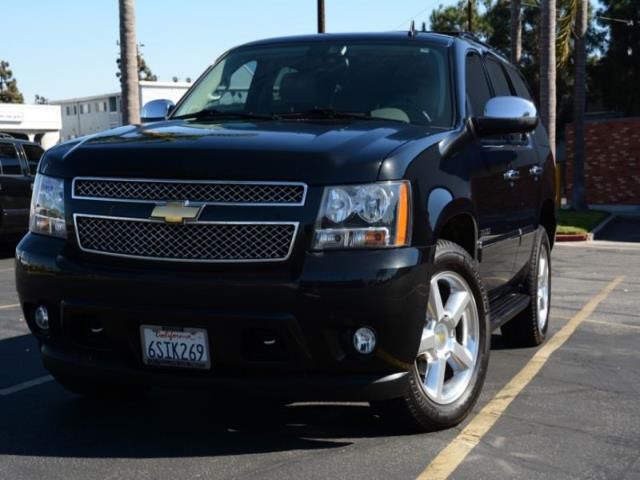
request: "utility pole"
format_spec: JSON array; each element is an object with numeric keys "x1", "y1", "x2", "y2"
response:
[
  {"x1": 572, "y1": 0, "x2": 588, "y2": 210},
  {"x1": 467, "y1": 0, "x2": 473, "y2": 32},
  {"x1": 317, "y1": 0, "x2": 325, "y2": 33}
]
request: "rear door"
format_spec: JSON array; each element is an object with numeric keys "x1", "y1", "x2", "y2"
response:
[{"x1": 0, "y1": 142, "x2": 31, "y2": 231}]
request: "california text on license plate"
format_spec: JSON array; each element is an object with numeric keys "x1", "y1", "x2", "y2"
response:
[{"x1": 140, "y1": 325, "x2": 211, "y2": 369}]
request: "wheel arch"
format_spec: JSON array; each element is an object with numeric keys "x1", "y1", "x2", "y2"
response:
[
  {"x1": 539, "y1": 197, "x2": 557, "y2": 248},
  {"x1": 428, "y1": 190, "x2": 478, "y2": 259}
]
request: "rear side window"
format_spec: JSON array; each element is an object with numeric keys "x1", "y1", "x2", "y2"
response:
[
  {"x1": 0, "y1": 143, "x2": 22, "y2": 175},
  {"x1": 465, "y1": 53, "x2": 492, "y2": 116},
  {"x1": 506, "y1": 68, "x2": 533, "y2": 101},
  {"x1": 22, "y1": 144, "x2": 44, "y2": 174},
  {"x1": 485, "y1": 57, "x2": 512, "y2": 97}
]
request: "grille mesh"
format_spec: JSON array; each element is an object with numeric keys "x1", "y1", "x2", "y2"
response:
[
  {"x1": 74, "y1": 179, "x2": 306, "y2": 205},
  {"x1": 75, "y1": 216, "x2": 297, "y2": 262}
]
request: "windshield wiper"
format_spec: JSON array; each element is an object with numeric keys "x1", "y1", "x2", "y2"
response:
[
  {"x1": 172, "y1": 108, "x2": 279, "y2": 121},
  {"x1": 276, "y1": 108, "x2": 374, "y2": 121}
]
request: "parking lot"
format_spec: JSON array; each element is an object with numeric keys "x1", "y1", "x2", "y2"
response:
[{"x1": 1, "y1": 239, "x2": 639, "y2": 480}]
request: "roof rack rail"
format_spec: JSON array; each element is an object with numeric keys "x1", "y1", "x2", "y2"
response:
[
  {"x1": 434, "y1": 31, "x2": 493, "y2": 48},
  {"x1": 0, "y1": 133, "x2": 15, "y2": 139}
]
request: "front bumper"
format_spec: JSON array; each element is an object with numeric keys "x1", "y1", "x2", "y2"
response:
[{"x1": 16, "y1": 233, "x2": 434, "y2": 400}]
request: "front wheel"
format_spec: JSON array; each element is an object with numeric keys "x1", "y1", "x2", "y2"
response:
[{"x1": 372, "y1": 240, "x2": 491, "y2": 431}]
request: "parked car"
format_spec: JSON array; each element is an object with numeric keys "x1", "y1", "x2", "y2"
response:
[
  {"x1": 0, "y1": 134, "x2": 43, "y2": 238},
  {"x1": 16, "y1": 31, "x2": 555, "y2": 431}
]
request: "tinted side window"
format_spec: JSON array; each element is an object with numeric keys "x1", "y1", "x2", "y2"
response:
[
  {"x1": 465, "y1": 53, "x2": 492, "y2": 116},
  {"x1": 22, "y1": 144, "x2": 44, "y2": 175},
  {"x1": 0, "y1": 143, "x2": 22, "y2": 175},
  {"x1": 485, "y1": 57, "x2": 512, "y2": 97},
  {"x1": 506, "y1": 68, "x2": 533, "y2": 101}
]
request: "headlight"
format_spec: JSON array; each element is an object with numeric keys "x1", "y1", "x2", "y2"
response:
[
  {"x1": 29, "y1": 174, "x2": 66, "y2": 238},
  {"x1": 313, "y1": 181, "x2": 411, "y2": 250}
]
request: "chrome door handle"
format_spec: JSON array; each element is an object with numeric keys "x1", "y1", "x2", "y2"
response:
[
  {"x1": 503, "y1": 169, "x2": 520, "y2": 181},
  {"x1": 529, "y1": 165, "x2": 544, "y2": 177}
]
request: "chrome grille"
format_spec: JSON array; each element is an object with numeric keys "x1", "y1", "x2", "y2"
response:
[
  {"x1": 75, "y1": 215, "x2": 298, "y2": 262},
  {"x1": 73, "y1": 178, "x2": 306, "y2": 205}
]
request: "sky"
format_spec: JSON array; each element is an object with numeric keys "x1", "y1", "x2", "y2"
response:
[{"x1": 3, "y1": 0, "x2": 459, "y2": 103}]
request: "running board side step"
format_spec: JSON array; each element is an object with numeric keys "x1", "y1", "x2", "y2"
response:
[{"x1": 489, "y1": 293, "x2": 530, "y2": 331}]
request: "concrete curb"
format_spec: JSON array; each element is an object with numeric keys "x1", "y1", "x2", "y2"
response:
[
  {"x1": 590, "y1": 214, "x2": 617, "y2": 238},
  {"x1": 556, "y1": 233, "x2": 589, "y2": 242}
]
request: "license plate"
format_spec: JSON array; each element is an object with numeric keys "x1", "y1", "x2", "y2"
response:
[{"x1": 140, "y1": 325, "x2": 210, "y2": 369}]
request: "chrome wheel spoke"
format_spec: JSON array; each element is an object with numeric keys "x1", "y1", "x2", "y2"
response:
[
  {"x1": 444, "y1": 290, "x2": 470, "y2": 329},
  {"x1": 449, "y1": 341, "x2": 474, "y2": 371},
  {"x1": 424, "y1": 357, "x2": 447, "y2": 401},
  {"x1": 428, "y1": 278, "x2": 445, "y2": 321},
  {"x1": 419, "y1": 328, "x2": 436, "y2": 354}
]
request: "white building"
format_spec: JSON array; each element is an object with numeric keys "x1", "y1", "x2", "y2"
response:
[
  {"x1": 52, "y1": 81, "x2": 190, "y2": 142},
  {"x1": 0, "y1": 104, "x2": 62, "y2": 149}
]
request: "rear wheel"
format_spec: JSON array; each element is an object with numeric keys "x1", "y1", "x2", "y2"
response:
[
  {"x1": 501, "y1": 227, "x2": 551, "y2": 347},
  {"x1": 372, "y1": 240, "x2": 490, "y2": 431}
]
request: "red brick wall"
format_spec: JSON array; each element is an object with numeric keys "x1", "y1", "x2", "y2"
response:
[{"x1": 565, "y1": 118, "x2": 640, "y2": 205}]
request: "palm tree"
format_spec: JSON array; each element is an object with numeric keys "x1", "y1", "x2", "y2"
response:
[
  {"x1": 119, "y1": 0, "x2": 140, "y2": 124},
  {"x1": 540, "y1": 0, "x2": 557, "y2": 161},
  {"x1": 510, "y1": 0, "x2": 522, "y2": 64},
  {"x1": 572, "y1": 0, "x2": 588, "y2": 210}
]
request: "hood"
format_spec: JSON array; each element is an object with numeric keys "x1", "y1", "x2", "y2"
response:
[{"x1": 41, "y1": 120, "x2": 446, "y2": 185}]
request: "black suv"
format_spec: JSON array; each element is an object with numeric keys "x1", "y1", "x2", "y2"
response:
[
  {"x1": 16, "y1": 32, "x2": 555, "y2": 431},
  {"x1": 0, "y1": 134, "x2": 43, "y2": 238}
]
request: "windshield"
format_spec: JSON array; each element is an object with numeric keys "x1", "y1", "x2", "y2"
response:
[{"x1": 173, "y1": 42, "x2": 454, "y2": 127}]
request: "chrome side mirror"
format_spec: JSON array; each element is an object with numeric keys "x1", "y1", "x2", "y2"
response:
[
  {"x1": 141, "y1": 99, "x2": 175, "y2": 123},
  {"x1": 472, "y1": 96, "x2": 538, "y2": 137}
]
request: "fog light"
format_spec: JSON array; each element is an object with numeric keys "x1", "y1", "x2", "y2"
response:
[
  {"x1": 34, "y1": 306, "x2": 49, "y2": 331},
  {"x1": 353, "y1": 327, "x2": 376, "y2": 354}
]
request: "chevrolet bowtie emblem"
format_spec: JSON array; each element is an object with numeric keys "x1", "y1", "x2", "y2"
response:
[{"x1": 151, "y1": 201, "x2": 202, "y2": 224}]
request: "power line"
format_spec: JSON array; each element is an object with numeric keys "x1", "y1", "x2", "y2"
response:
[{"x1": 518, "y1": 1, "x2": 636, "y2": 27}]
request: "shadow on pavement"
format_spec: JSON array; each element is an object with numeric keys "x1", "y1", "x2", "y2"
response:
[
  {"x1": 0, "y1": 390, "x2": 400, "y2": 458},
  {"x1": 594, "y1": 216, "x2": 640, "y2": 243},
  {"x1": 0, "y1": 335, "x2": 406, "y2": 460},
  {"x1": 0, "y1": 235, "x2": 22, "y2": 260}
]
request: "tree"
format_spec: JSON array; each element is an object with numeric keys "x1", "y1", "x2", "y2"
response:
[
  {"x1": 572, "y1": 0, "x2": 588, "y2": 210},
  {"x1": 116, "y1": 49, "x2": 157, "y2": 81},
  {"x1": 118, "y1": 0, "x2": 140, "y2": 124},
  {"x1": 510, "y1": 0, "x2": 522, "y2": 63},
  {"x1": 0, "y1": 61, "x2": 24, "y2": 104},
  {"x1": 430, "y1": 1, "x2": 488, "y2": 33},
  {"x1": 596, "y1": 0, "x2": 640, "y2": 114},
  {"x1": 34, "y1": 94, "x2": 48, "y2": 104},
  {"x1": 540, "y1": 0, "x2": 557, "y2": 160}
]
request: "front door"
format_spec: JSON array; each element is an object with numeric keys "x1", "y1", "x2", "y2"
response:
[{"x1": 465, "y1": 52, "x2": 520, "y2": 294}]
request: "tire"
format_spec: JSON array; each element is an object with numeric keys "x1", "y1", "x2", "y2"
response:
[
  {"x1": 501, "y1": 227, "x2": 551, "y2": 347},
  {"x1": 53, "y1": 374, "x2": 146, "y2": 400},
  {"x1": 372, "y1": 240, "x2": 491, "y2": 431}
]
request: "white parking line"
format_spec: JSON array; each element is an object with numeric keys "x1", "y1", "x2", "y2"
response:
[{"x1": 0, "y1": 375, "x2": 53, "y2": 396}]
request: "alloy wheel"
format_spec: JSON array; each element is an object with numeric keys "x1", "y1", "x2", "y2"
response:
[
  {"x1": 537, "y1": 246, "x2": 550, "y2": 330},
  {"x1": 415, "y1": 271, "x2": 480, "y2": 405}
]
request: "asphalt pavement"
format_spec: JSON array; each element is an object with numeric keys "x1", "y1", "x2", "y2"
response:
[{"x1": 0, "y1": 238, "x2": 639, "y2": 480}]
